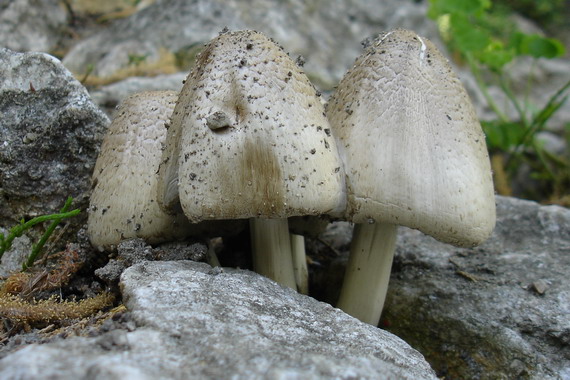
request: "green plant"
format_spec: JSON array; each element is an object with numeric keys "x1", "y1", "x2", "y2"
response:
[
  {"x1": 495, "y1": 0, "x2": 567, "y2": 30},
  {"x1": 428, "y1": 0, "x2": 569, "y2": 203},
  {"x1": 1, "y1": 205, "x2": 113, "y2": 333},
  {"x1": 128, "y1": 53, "x2": 149, "y2": 66},
  {"x1": 0, "y1": 197, "x2": 81, "y2": 270}
]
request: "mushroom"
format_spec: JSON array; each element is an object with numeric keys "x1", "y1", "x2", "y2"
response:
[
  {"x1": 290, "y1": 233, "x2": 309, "y2": 294},
  {"x1": 157, "y1": 30, "x2": 345, "y2": 290},
  {"x1": 326, "y1": 29, "x2": 496, "y2": 325},
  {"x1": 88, "y1": 91, "x2": 194, "y2": 251}
]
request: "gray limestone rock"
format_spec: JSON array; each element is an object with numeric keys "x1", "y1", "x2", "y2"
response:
[
  {"x1": 62, "y1": 0, "x2": 570, "y2": 135},
  {"x1": 62, "y1": 0, "x2": 570, "y2": 136},
  {"x1": 62, "y1": 0, "x2": 438, "y2": 90},
  {"x1": 0, "y1": 0, "x2": 68, "y2": 52},
  {"x1": 0, "y1": 48, "x2": 110, "y2": 226},
  {"x1": 90, "y1": 73, "x2": 187, "y2": 115},
  {"x1": 94, "y1": 238, "x2": 208, "y2": 285},
  {"x1": 321, "y1": 196, "x2": 570, "y2": 379},
  {"x1": 0, "y1": 261, "x2": 437, "y2": 379},
  {"x1": 0, "y1": 226, "x2": 31, "y2": 277}
]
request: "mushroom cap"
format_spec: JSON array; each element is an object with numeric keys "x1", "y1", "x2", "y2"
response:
[
  {"x1": 87, "y1": 91, "x2": 194, "y2": 250},
  {"x1": 326, "y1": 29, "x2": 496, "y2": 247},
  {"x1": 158, "y1": 30, "x2": 345, "y2": 223}
]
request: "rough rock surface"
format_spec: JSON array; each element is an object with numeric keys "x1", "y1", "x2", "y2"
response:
[
  {"x1": 95, "y1": 238, "x2": 207, "y2": 285},
  {"x1": 0, "y1": 48, "x2": 109, "y2": 226},
  {"x1": 0, "y1": 227, "x2": 31, "y2": 278},
  {"x1": 63, "y1": 0, "x2": 570, "y2": 135},
  {"x1": 0, "y1": 261, "x2": 437, "y2": 379},
  {"x1": 0, "y1": 0, "x2": 68, "y2": 52},
  {"x1": 90, "y1": 73, "x2": 187, "y2": 115},
  {"x1": 62, "y1": 0, "x2": 438, "y2": 89},
  {"x1": 320, "y1": 196, "x2": 570, "y2": 379}
]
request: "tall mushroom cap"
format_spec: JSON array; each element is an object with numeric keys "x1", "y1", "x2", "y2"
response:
[
  {"x1": 88, "y1": 91, "x2": 193, "y2": 250},
  {"x1": 157, "y1": 30, "x2": 344, "y2": 222},
  {"x1": 326, "y1": 29, "x2": 495, "y2": 247}
]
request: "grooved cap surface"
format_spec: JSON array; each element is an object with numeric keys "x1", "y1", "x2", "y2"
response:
[
  {"x1": 88, "y1": 91, "x2": 192, "y2": 250},
  {"x1": 158, "y1": 30, "x2": 345, "y2": 222},
  {"x1": 327, "y1": 29, "x2": 496, "y2": 246}
]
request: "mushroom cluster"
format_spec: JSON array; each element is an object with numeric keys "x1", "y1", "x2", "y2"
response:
[{"x1": 87, "y1": 28, "x2": 495, "y2": 324}]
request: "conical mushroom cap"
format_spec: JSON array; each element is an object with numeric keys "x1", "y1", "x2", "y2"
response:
[
  {"x1": 158, "y1": 30, "x2": 344, "y2": 223},
  {"x1": 88, "y1": 91, "x2": 193, "y2": 250},
  {"x1": 326, "y1": 29, "x2": 496, "y2": 247}
]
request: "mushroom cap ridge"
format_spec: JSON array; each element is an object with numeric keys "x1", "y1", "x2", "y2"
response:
[
  {"x1": 158, "y1": 30, "x2": 345, "y2": 223},
  {"x1": 326, "y1": 29, "x2": 496, "y2": 247},
  {"x1": 88, "y1": 91, "x2": 193, "y2": 250}
]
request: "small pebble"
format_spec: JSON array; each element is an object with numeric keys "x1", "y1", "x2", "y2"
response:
[{"x1": 530, "y1": 279, "x2": 549, "y2": 295}]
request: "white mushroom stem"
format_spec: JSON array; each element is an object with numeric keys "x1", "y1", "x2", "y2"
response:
[
  {"x1": 206, "y1": 239, "x2": 221, "y2": 268},
  {"x1": 249, "y1": 218, "x2": 297, "y2": 290},
  {"x1": 290, "y1": 233, "x2": 309, "y2": 295},
  {"x1": 336, "y1": 222, "x2": 398, "y2": 326}
]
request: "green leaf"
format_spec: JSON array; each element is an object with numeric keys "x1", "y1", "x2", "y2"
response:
[
  {"x1": 450, "y1": 13, "x2": 490, "y2": 52},
  {"x1": 516, "y1": 33, "x2": 566, "y2": 58},
  {"x1": 0, "y1": 197, "x2": 81, "y2": 262},
  {"x1": 428, "y1": 0, "x2": 490, "y2": 18},
  {"x1": 22, "y1": 197, "x2": 80, "y2": 270},
  {"x1": 527, "y1": 79, "x2": 570, "y2": 138},
  {"x1": 482, "y1": 120, "x2": 528, "y2": 151},
  {"x1": 477, "y1": 40, "x2": 516, "y2": 71}
]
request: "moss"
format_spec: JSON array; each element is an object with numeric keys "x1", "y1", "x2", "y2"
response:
[
  {"x1": 80, "y1": 48, "x2": 179, "y2": 87},
  {"x1": 0, "y1": 244, "x2": 114, "y2": 330},
  {"x1": 0, "y1": 292, "x2": 115, "y2": 326}
]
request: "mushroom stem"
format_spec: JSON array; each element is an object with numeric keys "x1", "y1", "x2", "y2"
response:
[
  {"x1": 290, "y1": 233, "x2": 309, "y2": 295},
  {"x1": 249, "y1": 218, "x2": 297, "y2": 290},
  {"x1": 336, "y1": 222, "x2": 398, "y2": 326},
  {"x1": 206, "y1": 239, "x2": 221, "y2": 268}
]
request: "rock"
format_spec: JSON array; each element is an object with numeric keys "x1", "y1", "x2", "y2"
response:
[
  {"x1": 93, "y1": 258, "x2": 126, "y2": 285},
  {"x1": 153, "y1": 241, "x2": 207, "y2": 261},
  {"x1": 316, "y1": 196, "x2": 570, "y2": 378},
  {"x1": 0, "y1": 261, "x2": 437, "y2": 379},
  {"x1": 89, "y1": 73, "x2": 187, "y2": 115},
  {"x1": 0, "y1": 48, "x2": 110, "y2": 226},
  {"x1": 94, "y1": 238, "x2": 208, "y2": 285},
  {"x1": 94, "y1": 239, "x2": 154, "y2": 285},
  {"x1": 320, "y1": 196, "x2": 569, "y2": 379},
  {"x1": 0, "y1": 227, "x2": 31, "y2": 278},
  {"x1": 0, "y1": 0, "x2": 68, "y2": 52},
  {"x1": 65, "y1": 0, "x2": 156, "y2": 17},
  {"x1": 63, "y1": 0, "x2": 570, "y2": 133},
  {"x1": 62, "y1": 0, "x2": 438, "y2": 90}
]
